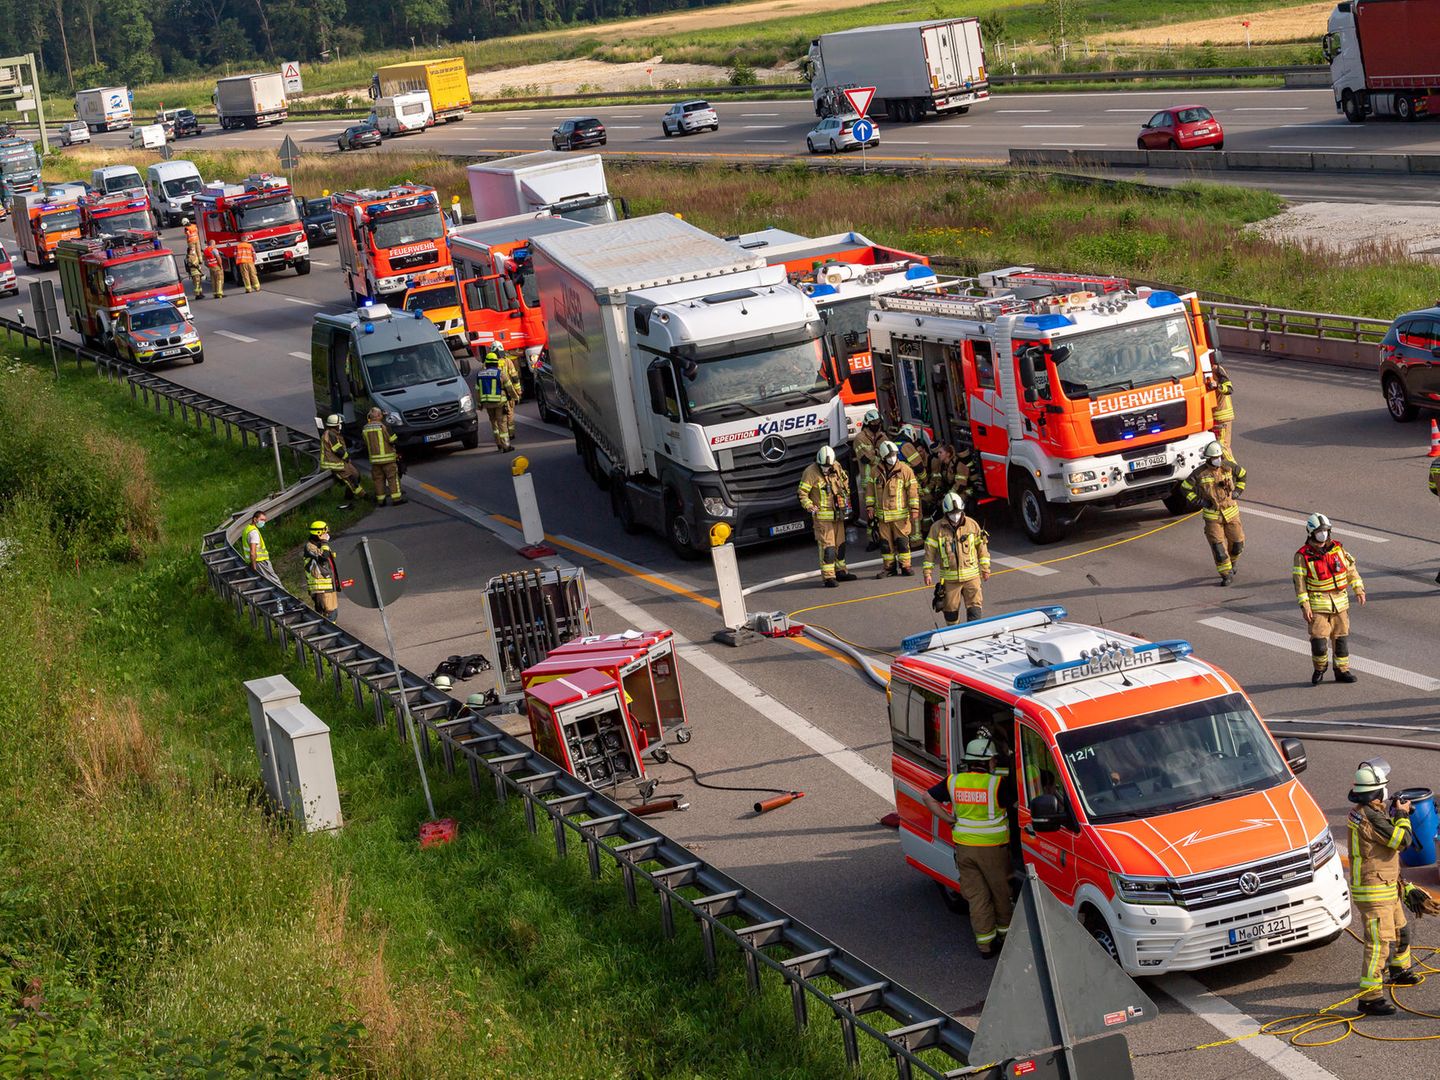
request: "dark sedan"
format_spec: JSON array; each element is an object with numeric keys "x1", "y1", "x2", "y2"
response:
[
  {"x1": 174, "y1": 109, "x2": 204, "y2": 138},
  {"x1": 551, "y1": 117, "x2": 606, "y2": 151},
  {"x1": 295, "y1": 196, "x2": 336, "y2": 245},
  {"x1": 337, "y1": 123, "x2": 382, "y2": 151}
]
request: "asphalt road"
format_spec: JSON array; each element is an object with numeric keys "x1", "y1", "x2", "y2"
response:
[{"x1": 11, "y1": 219, "x2": 1440, "y2": 1078}]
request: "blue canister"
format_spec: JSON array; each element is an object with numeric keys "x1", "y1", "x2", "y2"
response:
[{"x1": 1398, "y1": 787, "x2": 1437, "y2": 867}]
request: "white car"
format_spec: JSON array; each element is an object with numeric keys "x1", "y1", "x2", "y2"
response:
[
  {"x1": 806, "y1": 115, "x2": 880, "y2": 154},
  {"x1": 661, "y1": 100, "x2": 719, "y2": 137},
  {"x1": 59, "y1": 121, "x2": 91, "y2": 146}
]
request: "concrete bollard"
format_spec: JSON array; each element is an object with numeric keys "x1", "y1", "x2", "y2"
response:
[{"x1": 511, "y1": 456, "x2": 555, "y2": 559}]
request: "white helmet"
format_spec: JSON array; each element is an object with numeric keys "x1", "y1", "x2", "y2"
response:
[
  {"x1": 862, "y1": 408, "x2": 881, "y2": 425},
  {"x1": 1305, "y1": 512, "x2": 1332, "y2": 537},
  {"x1": 816, "y1": 446, "x2": 837, "y2": 467},
  {"x1": 1353, "y1": 757, "x2": 1391, "y2": 797},
  {"x1": 879, "y1": 440, "x2": 899, "y2": 460},
  {"x1": 325, "y1": 414, "x2": 342, "y2": 428},
  {"x1": 433, "y1": 675, "x2": 453, "y2": 691},
  {"x1": 965, "y1": 736, "x2": 997, "y2": 763},
  {"x1": 900, "y1": 424, "x2": 917, "y2": 442},
  {"x1": 942, "y1": 492, "x2": 965, "y2": 515},
  {"x1": 1204, "y1": 440, "x2": 1224, "y2": 460}
]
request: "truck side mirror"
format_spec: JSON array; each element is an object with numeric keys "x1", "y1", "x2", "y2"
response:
[
  {"x1": 1029, "y1": 793, "x2": 1067, "y2": 833},
  {"x1": 1280, "y1": 737, "x2": 1307, "y2": 775},
  {"x1": 1018, "y1": 345, "x2": 1040, "y2": 390}
]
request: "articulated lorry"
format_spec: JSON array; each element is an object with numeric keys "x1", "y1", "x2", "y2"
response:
[
  {"x1": 532, "y1": 214, "x2": 848, "y2": 555},
  {"x1": 372, "y1": 58, "x2": 471, "y2": 123},
  {"x1": 1323, "y1": 0, "x2": 1440, "y2": 122},
  {"x1": 214, "y1": 72, "x2": 288, "y2": 129},
  {"x1": 804, "y1": 19, "x2": 988, "y2": 122},
  {"x1": 75, "y1": 86, "x2": 132, "y2": 131},
  {"x1": 467, "y1": 152, "x2": 625, "y2": 226}
]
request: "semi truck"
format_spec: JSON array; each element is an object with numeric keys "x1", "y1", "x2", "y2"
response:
[
  {"x1": 194, "y1": 174, "x2": 309, "y2": 278},
  {"x1": 0, "y1": 138, "x2": 41, "y2": 203},
  {"x1": 331, "y1": 184, "x2": 449, "y2": 302},
  {"x1": 372, "y1": 58, "x2": 471, "y2": 123},
  {"x1": 1322, "y1": 0, "x2": 1440, "y2": 122},
  {"x1": 10, "y1": 192, "x2": 82, "y2": 268},
  {"x1": 869, "y1": 267, "x2": 1219, "y2": 544},
  {"x1": 75, "y1": 86, "x2": 132, "y2": 131},
  {"x1": 214, "y1": 72, "x2": 288, "y2": 129},
  {"x1": 55, "y1": 232, "x2": 189, "y2": 350},
  {"x1": 804, "y1": 18, "x2": 988, "y2": 123},
  {"x1": 532, "y1": 214, "x2": 848, "y2": 556},
  {"x1": 467, "y1": 152, "x2": 625, "y2": 226}
]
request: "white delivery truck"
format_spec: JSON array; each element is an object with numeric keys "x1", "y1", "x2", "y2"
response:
[
  {"x1": 805, "y1": 18, "x2": 988, "y2": 123},
  {"x1": 467, "y1": 151, "x2": 626, "y2": 226},
  {"x1": 371, "y1": 91, "x2": 433, "y2": 136},
  {"x1": 75, "y1": 86, "x2": 132, "y2": 132},
  {"x1": 214, "y1": 72, "x2": 288, "y2": 129},
  {"x1": 146, "y1": 160, "x2": 204, "y2": 226},
  {"x1": 532, "y1": 214, "x2": 848, "y2": 556}
]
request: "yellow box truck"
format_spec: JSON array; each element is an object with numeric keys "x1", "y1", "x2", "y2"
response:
[{"x1": 372, "y1": 58, "x2": 471, "y2": 123}]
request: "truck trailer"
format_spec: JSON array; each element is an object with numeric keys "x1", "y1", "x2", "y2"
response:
[
  {"x1": 372, "y1": 58, "x2": 471, "y2": 123},
  {"x1": 532, "y1": 214, "x2": 848, "y2": 555},
  {"x1": 467, "y1": 152, "x2": 625, "y2": 226},
  {"x1": 214, "y1": 72, "x2": 288, "y2": 129},
  {"x1": 74, "y1": 86, "x2": 132, "y2": 131},
  {"x1": 1323, "y1": 0, "x2": 1440, "y2": 122},
  {"x1": 805, "y1": 19, "x2": 988, "y2": 122}
]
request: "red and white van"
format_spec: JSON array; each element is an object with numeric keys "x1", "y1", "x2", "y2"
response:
[{"x1": 888, "y1": 606, "x2": 1350, "y2": 974}]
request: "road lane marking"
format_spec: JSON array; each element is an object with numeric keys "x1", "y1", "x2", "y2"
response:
[
  {"x1": 609, "y1": 125, "x2": 641, "y2": 129},
  {"x1": 309, "y1": 260, "x2": 332, "y2": 268},
  {"x1": 992, "y1": 554, "x2": 1059, "y2": 577},
  {"x1": 213, "y1": 330, "x2": 257, "y2": 343},
  {"x1": 284, "y1": 296, "x2": 321, "y2": 307},
  {"x1": 742, "y1": 112, "x2": 780, "y2": 117},
  {"x1": 1233, "y1": 106, "x2": 1309, "y2": 111},
  {"x1": 1023, "y1": 124, "x2": 1084, "y2": 129},
  {"x1": 1240, "y1": 506, "x2": 1389, "y2": 542},
  {"x1": 417, "y1": 481, "x2": 457, "y2": 501},
  {"x1": 744, "y1": 124, "x2": 782, "y2": 129},
  {"x1": 1267, "y1": 144, "x2": 1354, "y2": 149},
  {"x1": 1200, "y1": 615, "x2": 1440, "y2": 691},
  {"x1": 999, "y1": 109, "x2": 1052, "y2": 113},
  {"x1": 287, "y1": 351, "x2": 309, "y2": 360}
]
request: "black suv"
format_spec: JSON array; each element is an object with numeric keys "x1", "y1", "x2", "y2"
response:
[
  {"x1": 1379, "y1": 305, "x2": 1440, "y2": 421},
  {"x1": 295, "y1": 196, "x2": 337, "y2": 245},
  {"x1": 552, "y1": 117, "x2": 606, "y2": 151},
  {"x1": 174, "y1": 109, "x2": 203, "y2": 137}
]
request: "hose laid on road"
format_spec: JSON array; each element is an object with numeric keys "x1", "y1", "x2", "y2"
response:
[{"x1": 801, "y1": 623, "x2": 889, "y2": 691}]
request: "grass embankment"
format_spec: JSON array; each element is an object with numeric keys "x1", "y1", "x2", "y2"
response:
[
  {"x1": 45, "y1": 148, "x2": 1431, "y2": 320},
  {"x1": 0, "y1": 348, "x2": 908, "y2": 1077}
]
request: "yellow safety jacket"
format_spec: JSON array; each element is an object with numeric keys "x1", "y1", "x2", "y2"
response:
[
  {"x1": 1348, "y1": 804, "x2": 1411, "y2": 904},
  {"x1": 853, "y1": 426, "x2": 887, "y2": 492},
  {"x1": 1293, "y1": 540, "x2": 1363, "y2": 614},
  {"x1": 923, "y1": 518, "x2": 990, "y2": 582},
  {"x1": 1430, "y1": 458, "x2": 1440, "y2": 496},
  {"x1": 362, "y1": 420, "x2": 398, "y2": 464},
  {"x1": 949, "y1": 771, "x2": 1008, "y2": 847},
  {"x1": 303, "y1": 540, "x2": 336, "y2": 594},
  {"x1": 320, "y1": 430, "x2": 350, "y2": 472},
  {"x1": 1212, "y1": 364, "x2": 1234, "y2": 423},
  {"x1": 797, "y1": 463, "x2": 850, "y2": 521},
  {"x1": 241, "y1": 522, "x2": 269, "y2": 564},
  {"x1": 898, "y1": 438, "x2": 928, "y2": 474},
  {"x1": 1181, "y1": 459, "x2": 1246, "y2": 522},
  {"x1": 867, "y1": 461, "x2": 920, "y2": 521}
]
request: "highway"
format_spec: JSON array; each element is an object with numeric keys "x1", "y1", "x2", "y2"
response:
[{"x1": 11, "y1": 209, "x2": 1440, "y2": 1077}]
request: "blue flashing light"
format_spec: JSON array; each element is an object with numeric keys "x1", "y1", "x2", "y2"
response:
[
  {"x1": 513, "y1": 247, "x2": 530, "y2": 262},
  {"x1": 1145, "y1": 290, "x2": 1182, "y2": 308},
  {"x1": 1122, "y1": 432, "x2": 1135, "y2": 440},
  {"x1": 1149, "y1": 425, "x2": 1163, "y2": 434},
  {"x1": 900, "y1": 606, "x2": 1069, "y2": 654},
  {"x1": 1012, "y1": 639, "x2": 1193, "y2": 694},
  {"x1": 905, "y1": 263, "x2": 934, "y2": 279},
  {"x1": 809, "y1": 283, "x2": 839, "y2": 298},
  {"x1": 1022, "y1": 313, "x2": 1075, "y2": 331},
  {"x1": 412, "y1": 310, "x2": 424, "y2": 319},
  {"x1": 363, "y1": 322, "x2": 375, "y2": 334}
]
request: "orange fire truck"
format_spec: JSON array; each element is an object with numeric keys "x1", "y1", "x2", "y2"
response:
[
  {"x1": 10, "y1": 192, "x2": 83, "y2": 268},
  {"x1": 80, "y1": 191, "x2": 154, "y2": 239},
  {"x1": 193, "y1": 174, "x2": 310, "y2": 280},
  {"x1": 331, "y1": 184, "x2": 449, "y2": 303},
  {"x1": 869, "y1": 267, "x2": 1218, "y2": 543},
  {"x1": 55, "y1": 232, "x2": 190, "y2": 350}
]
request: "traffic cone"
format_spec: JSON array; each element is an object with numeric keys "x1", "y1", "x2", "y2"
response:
[{"x1": 1429, "y1": 419, "x2": 1440, "y2": 457}]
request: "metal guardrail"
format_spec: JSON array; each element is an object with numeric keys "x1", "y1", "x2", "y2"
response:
[
  {"x1": 1207, "y1": 301, "x2": 1390, "y2": 345},
  {"x1": 0, "y1": 313, "x2": 978, "y2": 1079}
]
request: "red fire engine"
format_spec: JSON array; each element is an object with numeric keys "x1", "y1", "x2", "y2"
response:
[
  {"x1": 11, "y1": 192, "x2": 83, "y2": 268},
  {"x1": 81, "y1": 191, "x2": 155, "y2": 239},
  {"x1": 331, "y1": 184, "x2": 449, "y2": 303},
  {"x1": 55, "y1": 232, "x2": 190, "y2": 349},
  {"x1": 193, "y1": 174, "x2": 310, "y2": 280}
]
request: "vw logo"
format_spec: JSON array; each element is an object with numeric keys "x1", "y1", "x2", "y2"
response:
[
  {"x1": 760, "y1": 435, "x2": 787, "y2": 463},
  {"x1": 1237, "y1": 871, "x2": 1262, "y2": 896},
  {"x1": 428, "y1": 407, "x2": 440, "y2": 421}
]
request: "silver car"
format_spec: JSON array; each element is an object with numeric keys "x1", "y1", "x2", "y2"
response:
[
  {"x1": 806, "y1": 115, "x2": 880, "y2": 154},
  {"x1": 59, "y1": 120, "x2": 92, "y2": 146},
  {"x1": 662, "y1": 100, "x2": 719, "y2": 137}
]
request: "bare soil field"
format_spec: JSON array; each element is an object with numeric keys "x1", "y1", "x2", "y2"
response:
[
  {"x1": 1096, "y1": 2, "x2": 1332, "y2": 45},
  {"x1": 1249, "y1": 201, "x2": 1440, "y2": 263},
  {"x1": 468, "y1": 57, "x2": 796, "y2": 99}
]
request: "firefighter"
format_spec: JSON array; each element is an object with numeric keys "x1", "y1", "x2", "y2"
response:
[
  {"x1": 1348, "y1": 759, "x2": 1421, "y2": 1017},
  {"x1": 476, "y1": 350, "x2": 518, "y2": 452},
  {"x1": 320, "y1": 414, "x2": 366, "y2": 507},
  {"x1": 1295, "y1": 512, "x2": 1364, "y2": 685},
  {"x1": 487, "y1": 344, "x2": 520, "y2": 443},
  {"x1": 1430, "y1": 455, "x2": 1440, "y2": 584},
  {"x1": 1180, "y1": 440, "x2": 1246, "y2": 586},
  {"x1": 866, "y1": 440, "x2": 920, "y2": 576},
  {"x1": 235, "y1": 237, "x2": 260, "y2": 293},
  {"x1": 362, "y1": 406, "x2": 404, "y2": 505},
  {"x1": 798, "y1": 446, "x2": 856, "y2": 588},
  {"x1": 922, "y1": 737, "x2": 1016, "y2": 959},
  {"x1": 182, "y1": 216, "x2": 200, "y2": 254},
  {"x1": 896, "y1": 424, "x2": 930, "y2": 475},
  {"x1": 923, "y1": 442, "x2": 977, "y2": 519},
  {"x1": 923, "y1": 494, "x2": 990, "y2": 624},
  {"x1": 240, "y1": 509, "x2": 283, "y2": 589},
  {"x1": 303, "y1": 520, "x2": 340, "y2": 621},
  {"x1": 182, "y1": 217, "x2": 203, "y2": 298},
  {"x1": 1209, "y1": 361, "x2": 1235, "y2": 452},
  {"x1": 852, "y1": 408, "x2": 887, "y2": 550},
  {"x1": 203, "y1": 239, "x2": 224, "y2": 299}
]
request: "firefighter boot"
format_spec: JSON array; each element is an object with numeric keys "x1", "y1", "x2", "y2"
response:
[
  {"x1": 1386, "y1": 967, "x2": 1423, "y2": 986},
  {"x1": 1309, "y1": 639, "x2": 1329, "y2": 686},
  {"x1": 1358, "y1": 996, "x2": 1397, "y2": 1017}
]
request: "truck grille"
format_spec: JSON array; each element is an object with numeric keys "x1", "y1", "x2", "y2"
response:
[
  {"x1": 722, "y1": 430, "x2": 832, "y2": 502},
  {"x1": 1090, "y1": 400, "x2": 1188, "y2": 446},
  {"x1": 1172, "y1": 849, "x2": 1313, "y2": 911},
  {"x1": 402, "y1": 401, "x2": 460, "y2": 425},
  {"x1": 391, "y1": 250, "x2": 440, "y2": 271},
  {"x1": 252, "y1": 234, "x2": 298, "y2": 252}
]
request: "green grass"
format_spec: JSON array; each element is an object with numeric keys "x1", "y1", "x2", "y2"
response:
[{"x1": 0, "y1": 347, "x2": 939, "y2": 1077}]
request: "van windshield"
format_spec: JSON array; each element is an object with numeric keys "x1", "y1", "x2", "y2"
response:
[
  {"x1": 1055, "y1": 693, "x2": 1291, "y2": 825},
  {"x1": 162, "y1": 176, "x2": 203, "y2": 198},
  {"x1": 362, "y1": 340, "x2": 457, "y2": 391},
  {"x1": 1048, "y1": 314, "x2": 1196, "y2": 399},
  {"x1": 102, "y1": 172, "x2": 142, "y2": 193}
]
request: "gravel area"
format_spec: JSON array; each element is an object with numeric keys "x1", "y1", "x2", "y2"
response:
[{"x1": 1249, "y1": 201, "x2": 1440, "y2": 260}]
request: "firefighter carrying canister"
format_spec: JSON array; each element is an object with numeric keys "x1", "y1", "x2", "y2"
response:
[
  {"x1": 320, "y1": 414, "x2": 366, "y2": 507},
  {"x1": 923, "y1": 494, "x2": 990, "y2": 624},
  {"x1": 798, "y1": 446, "x2": 857, "y2": 588},
  {"x1": 303, "y1": 520, "x2": 340, "y2": 621},
  {"x1": 362, "y1": 407, "x2": 404, "y2": 506},
  {"x1": 1347, "y1": 758, "x2": 1423, "y2": 1016},
  {"x1": 1208, "y1": 361, "x2": 1235, "y2": 452},
  {"x1": 852, "y1": 408, "x2": 887, "y2": 549},
  {"x1": 477, "y1": 349, "x2": 518, "y2": 452},
  {"x1": 1180, "y1": 440, "x2": 1246, "y2": 586},
  {"x1": 867, "y1": 441, "x2": 920, "y2": 576},
  {"x1": 1294, "y1": 512, "x2": 1363, "y2": 685}
]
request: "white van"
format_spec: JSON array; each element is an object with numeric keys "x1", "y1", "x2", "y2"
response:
[
  {"x1": 146, "y1": 160, "x2": 204, "y2": 227},
  {"x1": 372, "y1": 92, "x2": 433, "y2": 137},
  {"x1": 91, "y1": 164, "x2": 145, "y2": 196},
  {"x1": 129, "y1": 125, "x2": 167, "y2": 151}
]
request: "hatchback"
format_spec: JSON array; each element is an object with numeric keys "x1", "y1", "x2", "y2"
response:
[
  {"x1": 337, "y1": 123, "x2": 382, "y2": 151},
  {"x1": 806, "y1": 115, "x2": 880, "y2": 154},
  {"x1": 661, "y1": 100, "x2": 719, "y2": 137},
  {"x1": 1137, "y1": 106, "x2": 1224, "y2": 151},
  {"x1": 59, "y1": 120, "x2": 92, "y2": 146},
  {"x1": 0, "y1": 240, "x2": 16, "y2": 297},
  {"x1": 1379, "y1": 306, "x2": 1440, "y2": 421},
  {"x1": 552, "y1": 117, "x2": 606, "y2": 151}
]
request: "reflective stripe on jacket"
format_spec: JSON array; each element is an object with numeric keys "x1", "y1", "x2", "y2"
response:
[
  {"x1": 1349, "y1": 805, "x2": 1411, "y2": 904},
  {"x1": 1181, "y1": 460, "x2": 1246, "y2": 520},
  {"x1": 1293, "y1": 541, "x2": 1362, "y2": 612},
  {"x1": 867, "y1": 461, "x2": 919, "y2": 520},
  {"x1": 949, "y1": 771, "x2": 1008, "y2": 847},
  {"x1": 797, "y1": 463, "x2": 849, "y2": 520},
  {"x1": 203, "y1": 246, "x2": 221, "y2": 268},
  {"x1": 320, "y1": 431, "x2": 349, "y2": 471},
  {"x1": 1212, "y1": 365, "x2": 1234, "y2": 422},
  {"x1": 241, "y1": 523, "x2": 269, "y2": 564},
  {"x1": 304, "y1": 541, "x2": 335, "y2": 593},
  {"x1": 923, "y1": 518, "x2": 990, "y2": 581},
  {"x1": 235, "y1": 241, "x2": 256, "y2": 265},
  {"x1": 476, "y1": 367, "x2": 511, "y2": 404},
  {"x1": 362, "y1": 421, "x2": 397, "y2": 463}
]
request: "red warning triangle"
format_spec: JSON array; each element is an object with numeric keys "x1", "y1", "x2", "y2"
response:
[{"x1": 842, "y1": 86, "x2": 876, "y2": 118}]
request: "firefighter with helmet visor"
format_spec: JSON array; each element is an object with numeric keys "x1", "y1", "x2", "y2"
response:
[
  {"x1": 852, "y1": 407, "x2": 887, "y2": 548},
  {"x1": 923, "y1": 493, "x2": 990, "y2": 624},
  {"x1": 1294, "y1": 512, "x2": 1364, "y2": 684},
  {"x1": 867, "y1": 440, "x2": 920, "y2": 576},
  {"x1": 303, "y1": 520, "x2": 340, "y2": 621},
  {"x1": 797, "y1": 445, "x2": 856, "y2": 588},
  {"x1": 1180, "y1": 439, "x2": 1246, "y2": 586}
]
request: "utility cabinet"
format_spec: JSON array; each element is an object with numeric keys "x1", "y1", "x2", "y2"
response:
[{"x1": 243, "y1": 674, "x2": 343, "y2": 832}]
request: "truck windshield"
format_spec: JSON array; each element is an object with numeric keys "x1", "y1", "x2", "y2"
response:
[
  {"x1": 372, "y1": 209, "x2": 444, "y2": 249},
  {"x1": 404, "y1": 285, "x2": 459, "y2": 312},
  {"x1": 552, "y1": 197, "x2": 613, "y2": 226},
  {"x1": 238, "y1": 200, "x2": 300, "y2": 231},
  {"x1": 1049, "y1": 315, "x2": 1196, "y2": 399},
  {"x1": 162, "y1": 176, "x2": 203, "y2": 198},
  {"x1": 679, "y1": 333, "x2": 832, "y2": 418},
  {"x1": 40, "y1": 209, "x2": 82, "y2": 232},
  {"x1": 362, "y1": 340, "x2": 457, "y2": 391},
  {"x1": 105, "y1": 255, "x2": 179, "y2": 293},
  {"x1": 98, "y1": 210, "x2": 152, "y2": 233},
  {"x1": 1055, "y1": 693, "x2": 1291, "y2": 826}
]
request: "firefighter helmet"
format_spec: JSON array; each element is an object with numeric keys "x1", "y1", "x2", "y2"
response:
[
  {"x1": 483, "y1": 350, "x2": 501, "y2": 366},
  {"x1": 325, "y1": 414, "x2": 342, "y2": 428},
  {"x1": 466, "y1": 693, "x2": 487, "y2": 708},
  {"x1": 1204, "y1": 440, "x2": 1224, "y2": 460},
  {"x1": 367, "y1": 406, "x2": 383, "y2": 420},
  {"x1": 433, "y1": 675, "x2": 453, "y2": 691},
  {"x1": 862, "y1": 408, "x2": 881, "y2": 425},
  {"x1": 900, "y1": 424, "x2": 917, "y2": 442},
  {"x1": 964, "y1": 736, "x2": 998, "y2": 763},
  {"x1": 1352, "y1": 758, "x2": 1391, "y2": 796},
  {"x1": 942, "y1": 492, "x2": 965, "y2": 515},
  {"x1": 816, "y1": 446, "x2": 836, "y2": 467},
  {"x1": 1305, "y1": 512, "x2": 1332, "y2": 537},
  {"x1": 309, "y1": 520, "x2": 328, "y2": 536},
  {"x1": 879, "y1": 440, "x2": 899, "y2": 460},
  {"x1": 181, "y1": 216, "x2": 191, "y2": 226}
]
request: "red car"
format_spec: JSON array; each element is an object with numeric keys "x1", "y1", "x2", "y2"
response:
[{"x1": 1137, "y1": 105, "x2": 1224, "y2": 151}]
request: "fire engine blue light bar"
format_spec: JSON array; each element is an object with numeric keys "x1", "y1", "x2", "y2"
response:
[
  {"x1": 1012, "y1": 639, "x2": 1193, "y2": 693},
  {"x1": 901, "y1": 606, "x2": 1069, "y2": 655}
]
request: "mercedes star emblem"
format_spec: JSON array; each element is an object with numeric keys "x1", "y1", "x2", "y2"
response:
[
  {"x1": 428, "y1": 407, "x2": 440, "y2": 420},
  {"x1": 760, "y1": 434, "x2": 787, "y2": 463}
]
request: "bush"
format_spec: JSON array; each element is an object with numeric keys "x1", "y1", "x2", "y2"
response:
[{"x1": 727, "y1": 62, "x2": 759, "y2": 87}]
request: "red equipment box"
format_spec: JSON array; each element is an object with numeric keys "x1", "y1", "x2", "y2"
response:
[{"x1": 524, "y1": 668, "x2": 647, "y2": 794}]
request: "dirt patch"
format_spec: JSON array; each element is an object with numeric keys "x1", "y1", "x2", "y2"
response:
[
  {"x1": 1249, "y1": 201, "x2": 1440, "y2": 262},
  {"x1": 520, "y1": 0, "x2": 881, "y2": 39},
  {"x1": 1095, "y1": 2, "x2": 1332, "y2": 46},
  {"x1": 469, "y1": 57, "x2": 796, "y2": 98}
]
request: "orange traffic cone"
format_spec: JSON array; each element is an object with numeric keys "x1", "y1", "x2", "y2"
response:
[{"x1": 1429, "y1": 419, "x2": 1440, "y2": 458}]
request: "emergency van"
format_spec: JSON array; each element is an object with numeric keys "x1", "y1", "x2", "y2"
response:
[
  {"x1": 870, "y1": 267, "x2": 1219, "y2": 543},
  {"x1": 888, "y1": 606, "x2": 1350, "y2": 975},
  {"x1": 400, "y1": 269, "x2": 466, "y2": 352}
]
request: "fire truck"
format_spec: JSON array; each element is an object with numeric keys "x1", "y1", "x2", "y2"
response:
[
  {"x1": 888, "y1": 607, "x2": 1348, "y2": 975},
  {"x1": 55, "y1": 232, "x2": 190, "y2": 350},
  {"x1": 193, "y1": 174, "x2": 310, "y2": 280},
  {"x1": 400, "y1": 268, "x2": 466, "y2": 352},
  {"x1": 331, "y1": 184, "x2": 449, "y2": 303},
  {"x1": 869, "y1": 267, "x2": 1218, "y2": 543},
  {"x1": 81, "y1": 192, "x2": 154, "y2": 239},
  {"x1": 10, "y1": 192, "x2": 83, "y2": 268}
]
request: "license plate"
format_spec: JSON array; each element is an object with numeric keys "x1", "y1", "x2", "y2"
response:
[
  {"x1": 770, "y1": 521, "x2": 807, "y2": 536},
  {"x1": 422, "y1": 430, "x2": 451, "y2": 444},
  {"x1": 1228, "y1": 916, "x2": 1290, "y2": 945},
  {"x1": 158, "y1": 348, "x2": 183, "y2": 358},
  {"x1": 1128, "y1": 452, "x2": 1168, "y2": 471}
]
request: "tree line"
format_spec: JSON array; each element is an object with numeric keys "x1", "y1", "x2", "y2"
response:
[{"x1": 1, "y1": 0, "x2": 725, "y2": 90}]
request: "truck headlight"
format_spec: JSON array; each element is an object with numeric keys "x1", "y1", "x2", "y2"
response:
[
  {"x1": 701, "y1": 495, "x2": 734, "y2": 519},
  {"x1": 383, "y1": 411, "x2": 403, "y2": 428},
  {"x1": 1310, "y1": 830, "x2": 1336, "y2": 871},
  {"x1": 459, "y1": 394, "x2": 474, "y2": 413},
  {"x1": 1111, "y1": 872, "x2": 1178, "y2": 906},
  {"x1": 1069, "y1": 469, "x2": 1097, "y2": 484}
]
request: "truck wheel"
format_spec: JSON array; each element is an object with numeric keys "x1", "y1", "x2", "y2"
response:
[
  {"x1": 954, "y1": 106, "x2": 969, "y2": 115},
  {"x1": 1162, "y1": 486, "x2": 1190, "y2": 515},
  {"x1": 1083, "y1": 908, "x2": 1121, "y2": 965},
  {"x1": 460, "y1": 427, "x2": 480, "y2": 450},
  {"x1": 1398, "y1": 94, "x2": 1418, "y2": 122},
  {"x1": 666, "y1": 505, "x2": 701, "y2": 560},
  {"x1": 1342, "y1": 91, "x2": 1365, "y2": 124},
  {"x1": 294, "y1": 258, "x2": 311, "y2": 276},
  {"x1": 935, "y1": 881, "x2": 968, "y2": 915},
  {"x1": 1012, "y1": 473, "x2": 1066, "y2": 545},
  {"x1": 611, "y1": 480, "x2": 642, "y2": 534}
]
